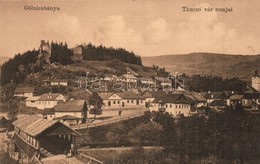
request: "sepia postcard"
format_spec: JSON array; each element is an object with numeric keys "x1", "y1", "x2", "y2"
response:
[{"x1": 0, "y1": 0, "x2": 260, "y2": 163}]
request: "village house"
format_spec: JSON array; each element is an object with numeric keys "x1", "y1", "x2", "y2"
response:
[
  {"x1": 200, "y1": 91, "x2": 230, "y2": 104},
  {"x1": 140, "y1": 78, "x2": 154, "y2": 85},
  {"x1": 150, "y1": 92, "x2": 206, "y2": 117},
  {"x1": 52, "y1": 100, "x2": 88, "y2": 125},
  {"x1": 99, "y1": 91, "x2": 146, "y2": 109},
  {"x1": 25, "y1": 96, "x2": 40, "y2": 108},
  {"x1": 150, "y1": 93, "x2": 194, "y2": 117},
  {"x1": 12, "y1": 115, "x2": 80, "y2": 159},
  {"x1": 50, "y1": 79, "x2": 68, "y2": 86},
  {"x1": 103, "y1": 74, "x2": 118, "y2": 82},
  {"x1": 14, "y1": 87, "x2": 35, "y2": 98},
  {"x1": 155, "y1": 77, "x2": 172, "y2": 88},
  {"x1": 32, "y1": 93, "x2": 66, "y2": 110},
  {"x1": 229, "y1": 94, "x2": 244, "y2": 106},
  {"x1": 241, "y1": 92, "x2": 260, "y2": 110},
  {"x1": 118, "y1": 73, "x2": 138, "y2": 83}
]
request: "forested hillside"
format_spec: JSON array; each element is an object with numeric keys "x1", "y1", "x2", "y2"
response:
[
  {"x1": 1, "y1": 42, "x2": 143, "y2": 86},
  {"x1": 82, "y1": 43, "x2": 142, "y2": 65}
]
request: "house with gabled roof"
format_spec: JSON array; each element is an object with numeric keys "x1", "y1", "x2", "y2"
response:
[
  {"x1": 241, "y1": 92, "x2": 260, "y2": 110},
  {"x1": 99, "y1": 91, "x2": 146, "y2": 109},
  {"x1": 150, "y1": 91, "x2": 207, "y2": 117},
  {"x1": 14, "y1": 87, "x2": 35, "y2": 98},
  {"x1": 25, "y1": 96, "x2": 40, "y2": 108},
  {"x1": 155, "y1": 77, "x2": 172, "y2": 88},
  {"x1": 34, "y1": 93, "x2": 66, "y2": 110},
  {"x1": 12, "y1": 115, "x2": 80, "y2": 159},
  {"x1": 51, "y1": 79, "x2": 68, "y2": 86},
  {"x1": 200, "y1": 91, "x2": 229, "y2": 104},
  {"x1": 150, "y1": 92, "x2": 195, "y2": 117},
  {"x1": 53, "y1": 100, "x2": 88, "y2": 125}
]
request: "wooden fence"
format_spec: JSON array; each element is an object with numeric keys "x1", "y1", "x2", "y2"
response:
[
  {"x1": 77, "y1": 152, "x2": 103, "y2": 164},
  {"x1": 72, "y1": 111, "x2": 145, "y2": 130}
]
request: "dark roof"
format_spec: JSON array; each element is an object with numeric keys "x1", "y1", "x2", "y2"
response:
[
  {"x1": 246, "y1": 86, "x2": 258, "y2": 93},
  {"x1": 42, "y1": 108, "x2": 55, "y2": 115},
  {"x1": 242, "y1": 92, "x2": 260, "y2": 99},
  {"x1": 55, "y1": 100, "x2": 86, "y2": 112},
  {"x1": 13, "y1": 115, "x2": 80, "y2": 137},
  {"x1": 37, "y1": 93, "x2": 63, "y2": 101},
  {"x1": 184, "y1": 92, "x2": 207, "y2": 102},
  {"x1": 209, "y1": 100, "x2": 226, "y2": 106},
  {"x1": 51, "y1": 79, "x2": 68, "y2": 82},
  {"x1": 54, "y1": 115, "x2": 82, "y2": 120},
  {"x1": 152, "y1": 93, "x2": 194, "y2": 104},
  {"x1": 200, "y1": 92, "x2": 229, "y2": 99},
  {"x1": 155, "y1": 77, "x2": 171, "y2": 83},
  {"x1": 69, "y1": 90, "x2": 91, "y2": 100},
  {"x1": 152, "y1": 92, "x2": 206, "y2": 104},
  {"x1": 15, "y1": 87, "x2": 35, "y2": 93},
  {"x1": 140, "y1": 90, "x2": 168, "y2": 99}
]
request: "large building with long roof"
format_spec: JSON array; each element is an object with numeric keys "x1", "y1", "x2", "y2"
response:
[{"x1": 12, "y1": 115, "x2": 80, "y2": 160}]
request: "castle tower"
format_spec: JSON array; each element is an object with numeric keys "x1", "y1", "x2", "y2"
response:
[
  {"x1": 252, "y1": 70, "x2": 260, "y2": 91},
  {"x1": 38, "y1": 40, "x2": 51, "y2": 64}
]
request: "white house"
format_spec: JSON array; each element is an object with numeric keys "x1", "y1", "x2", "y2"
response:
[
  {"x1": 25, "y1": 96, "x2": 40, "y2": 108},
  {"x1": 14, "y1": 87, "x2": 35, "y2": 98},
  {"x1": 99, "y1": 91, "x2": 146, "y2": 109},
  {"x1": 140, "y1": 78, "x2": 155, "y2": 85},
  {"x1": 150, "y1": 92, "x2": 206, "y2": 117},
  {"x1": 155, "y1": 77, "x2": 172, "y2": 87},
  {"x1": 50, "y1": 79, "x2": 68, "y2": 86},
  {"x1": 34, "y1": 93, "x2": 66, "y2": 110}
]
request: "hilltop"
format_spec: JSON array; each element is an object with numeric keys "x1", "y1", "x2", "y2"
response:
[
  {"x1": 0, "y1": 41, "x2": 148, "y2": 86},
  {"x1": 142, "y1": 53, "x2": 260, "y2": 81},
  {"x1": 0, "y1": 56, "x2": 9, "y2": 66},
  {"x1": 0, "y1": 41, "x2": 168, "y2": 87}
]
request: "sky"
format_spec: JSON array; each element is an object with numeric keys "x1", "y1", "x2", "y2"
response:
[{"x1": 0, "y1": 0, "x2": 260, "y2": 58}]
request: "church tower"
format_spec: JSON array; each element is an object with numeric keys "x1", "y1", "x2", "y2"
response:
[{"x1": 252, "y1": 70, "x2": 260, "y2": 91}]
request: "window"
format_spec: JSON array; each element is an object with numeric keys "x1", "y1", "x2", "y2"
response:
[
  {"x1": 113, "y1": 101, "x2": 116, "y2": 104},
  {"x1": 131, "y1": 100, "x2": 134, "y2": 103},
  {"x1": 127, "y1": 100, "x2": 129, "y2": 103},
  {"x1": 165, "y1": 104, "x2": 168, "y2": 108},
  {"x1": 118, "y1": 101, "x2": 120, "y2": 104},
  {"x1": 170, "y1": 104, "x2": 172, "y2": 108},
  {"x1": 176, "y1": 105, "x2": 178, "y2": 108}
]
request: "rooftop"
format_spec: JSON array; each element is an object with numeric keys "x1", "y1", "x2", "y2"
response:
[
  {"x1": 37, "y1": 93, "x2": 63, "y2": 101},
  {"x1": 13, "y1": 115, "x2": 80, "y2": 137},
  {"x1": 15, "y1": 87, "x2": 35, "y2": 93},
  {"x1": 55, "y1": 100, "x2": 87, "y2": 112}
]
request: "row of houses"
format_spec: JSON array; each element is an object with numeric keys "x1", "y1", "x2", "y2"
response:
[
  {"x1": 23, "y1": 89, "x2": 260, "y2": 122},
  {"x1": 14, "y1": 80, "x2": 68, "y2": 98}
]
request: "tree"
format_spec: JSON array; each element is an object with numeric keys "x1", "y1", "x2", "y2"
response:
[{"x1": 89, "y1": 92, "x2": 103, "y2": 119}]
